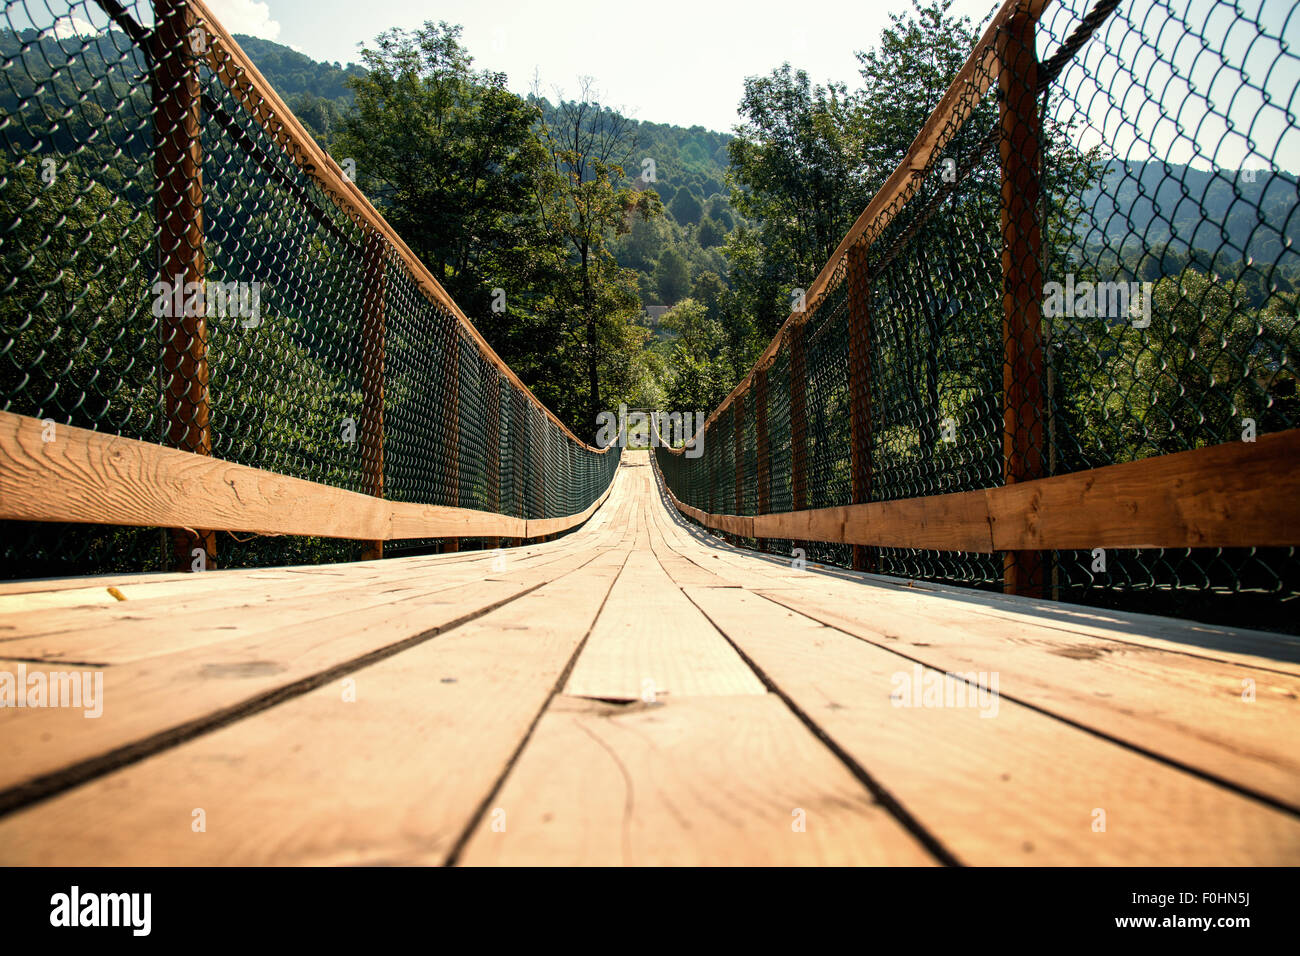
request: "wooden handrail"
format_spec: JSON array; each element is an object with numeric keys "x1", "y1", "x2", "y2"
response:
[
  {"x1": 653, "y1": 428, "x2": 1300, "y2": 554},
  {"x1": 0, "y1": 412, "x2": 614, "y2": 543},
  {"x1": 187, "y1": 0, "x2": 607, "y2": 454}
]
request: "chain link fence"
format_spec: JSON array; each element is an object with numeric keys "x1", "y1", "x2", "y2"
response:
[
  {"x1": 657, "y1": 0, "x2": 1300, "y2": 631},
  {"x1": 0, "y1": 0, "x2": 618, "y2": 577}
]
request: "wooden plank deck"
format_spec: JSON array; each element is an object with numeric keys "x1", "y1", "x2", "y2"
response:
[{"x1": 1, "y1": 451, "x2": 1297, "y2": 865}]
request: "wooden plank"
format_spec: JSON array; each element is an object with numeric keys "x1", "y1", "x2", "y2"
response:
[
  {"x1": 651, "y1": 461, "x2": 1300, "y2": 675},
  {"x1": 0, "y1": 532, "x2": 567, "y2": 601},
  {"x1": 986, "y1": 428, "x2": 1300, "y2": 551},
  {"x1": 643, "y1": 484, "x2": 742, "y2": 587},
  {"x1": 751, "y1": 490, "x2": 992, "y2": 552},
  {"x1": 0, "y1": 411, "x2": 615, "y2": 543},
  {"x1": 0, "y1": 537, "x2": 608, "y2": 665},
  {"x1": 950, "y1": 598, "x2": 1300, "y2": 678},
  {"x1": 0, "y1": 496, "x2": 637, "y2": 803},
  {"x1": 524, "y1": 472, "x2": 616, "y2": 538},
  {"x1": 754, "y1": 584, "x2": 1300, "y2": 810},
  {"x1": 0, "y1": 550, "x2": 630, "y2": 865},
  {"x1": 658, "y1": 428, "x2": 1300, "y2": 552},
  {"x1": 563, "y1": 489, "x2": 765, "y2": 700},
  {"x1": 458, "y1": 694, "x2": 935, "y2": 866},
  {"x1": 685, "y1": 586, "x2": 1300, "y2": 864}
]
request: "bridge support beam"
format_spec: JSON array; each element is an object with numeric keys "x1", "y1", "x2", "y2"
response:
[
  {"x1": 847, "y1": 242, "x2": 875, "y2": 573},
  {"x1": 441, "y1": 325, "x2": 461, "y2": 552},
  {"x1": 359, "y1": 228, "x2": 386, "y2": 561},
  {"x1": 998, "y1": 8, "x2": 1049, "y2": 598},
  {"x1": 789, "y1": 320, "x2": 810, "y2": 564},
  {"x1": 485, "y1": 369, "x2": 501, "y2": 551},
  {"x1": 754, "y1": 368, "x2": 770, "y2": 553},
  {"x1": 733, "y1": 395, "x2": 745, "y2": 546},
  {"x1": 153, "y1": 0, "x2": 215, "y2": 571}
]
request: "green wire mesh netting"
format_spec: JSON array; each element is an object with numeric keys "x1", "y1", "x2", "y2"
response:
[
  {"x1": 656, "y1": 0, "x2": 1300, "y2": 630},
  {"x1": 0, "y1": 0, "x2": 618, "y2": 576}
]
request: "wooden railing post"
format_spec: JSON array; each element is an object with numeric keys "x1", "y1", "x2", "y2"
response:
[
  {"x1": 755, "y1": 368, "x2": 770, "y2": 553},
  {"x1": 999, "y1": 7, "x2": 1048, "y2": 598},
  {"x1": 511, "y1": 392, "x2": 525, "y2": 546},
  {"x1": 485, "y1": 369, "x2": 500, "y2": 550},
  {"x1": 359, "y1": 228, "x2": 386, "y2": 561},
  {"x1": 789, "y1": 321, "x2": 810, "y2": 562},
  {"x1": 442, "y1": 325, "x2": 460, "y2": 552},
  {"x1": 733, "y1": 394, "x2": 745, "y2": 544},
  {"x1": 153, "y1": 0, "x2": 214, "y2": 571},
  {"x1": 846, "y1": 243, "x2": 875, "y2": 573},
  {"x1": 707, "y1": 420, "x2": 716, "y2": 521},
  {"x1": 532, "y1": 412, "x2": 546, "y2": 537}
]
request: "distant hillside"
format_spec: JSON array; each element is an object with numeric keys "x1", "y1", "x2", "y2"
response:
[
  {"x1": 231, "y1": 34, "x2": 362, "y2": 148},
  {"x1": 233, "y1": 35, "x2": 365, "y2": 102},
  {"x1": 1085, "y1": 159, "x2": 1300, "y2": 268}
]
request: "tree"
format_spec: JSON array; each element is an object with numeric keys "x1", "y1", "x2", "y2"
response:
[
  {"x1": 697, "y1": 215, "x2": 725, "y2": 248},
  {"x1": 533, "y1": 80, "x2": 663, "y2": 438},
  {"x1": 337, "y1": 22, "x2": 548, "y2": 316},
  {"x1": 654, "y1": 247, "x2": 692, "y2": 304},
  {"x1": 660, "y1": 298, "x2": 733, "y2": 412},
  {"x1": 668, "y1": 186, "x2": 703, "y2": 225},
  {"x1": 726, "y1": 63, "x2": 863, "y2": 342}
]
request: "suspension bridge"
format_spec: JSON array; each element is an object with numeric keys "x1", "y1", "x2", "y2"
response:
[{"x1": 0, "y1": 0, "x2": 1298, "y2": 864}]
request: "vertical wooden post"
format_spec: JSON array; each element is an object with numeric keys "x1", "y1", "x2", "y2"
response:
[
  {"x1": 847, "y1": 243, "x2": 875, "y2": 573},
  {"x1": 733, "y1": 393, "x2": 745, "y2": 544},
  {"x1": 706, "y1": 418, "x2": 716, "y2": 521},
  {"x1": 999, "y1": 10, "x2": 1047, "y2": 598},
  {"x1": 755, "y1": 367, "x2": 770, "y2": 553},
  {"x1": 789, "y1": 320, "x2": 810, "y2": 560},
  {"x1": 154, "y1": 0, "x2": 214, "y2": 571},
  {"x1": 512, "y1": 391, "x2": 525, "y2": 546},
  {"x1": 534, "y1": 416, "x2": 547, "y2": 530},
  {"x1": 359, "y1": 228, "x2": 386, "y2": 561},
  {"x1": 442, "y1": 326, "x2": 460, "y2": 552},
  {"x1": 485, "y1": 370, "x2": 500, "y2": 550}
]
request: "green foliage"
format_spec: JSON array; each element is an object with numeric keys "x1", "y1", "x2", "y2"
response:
[
  {"x1": 654, "y1": 247, "x2": 691, "y2": 305},
  {"x1": 659, "y1": 298, "x2": 733, "y2": 412},
  {"x1": 336, "y1": 22, "x2": 548, "y2": 320},
  {"x1": 231, "y1": 34, "x2": 366, "y2": 104},
  {"x1": 668, "y1": 185, "x2": 703, "y2": 225}
]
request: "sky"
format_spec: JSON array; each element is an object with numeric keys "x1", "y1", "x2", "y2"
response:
[
  {"x1": 32, "y1": 0, "x2": 1297, "y2": 169},
  {"x1": 201, "y1": 0, "x2": 1000, "y2": 134}
]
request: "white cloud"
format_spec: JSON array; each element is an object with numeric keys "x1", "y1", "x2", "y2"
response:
[
  {"x1": 45, "y1": 15, "x2": 100, "y2": 40},
  {"x1": 204, "y1": 0, "x2": 282, "y2": 41}
]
